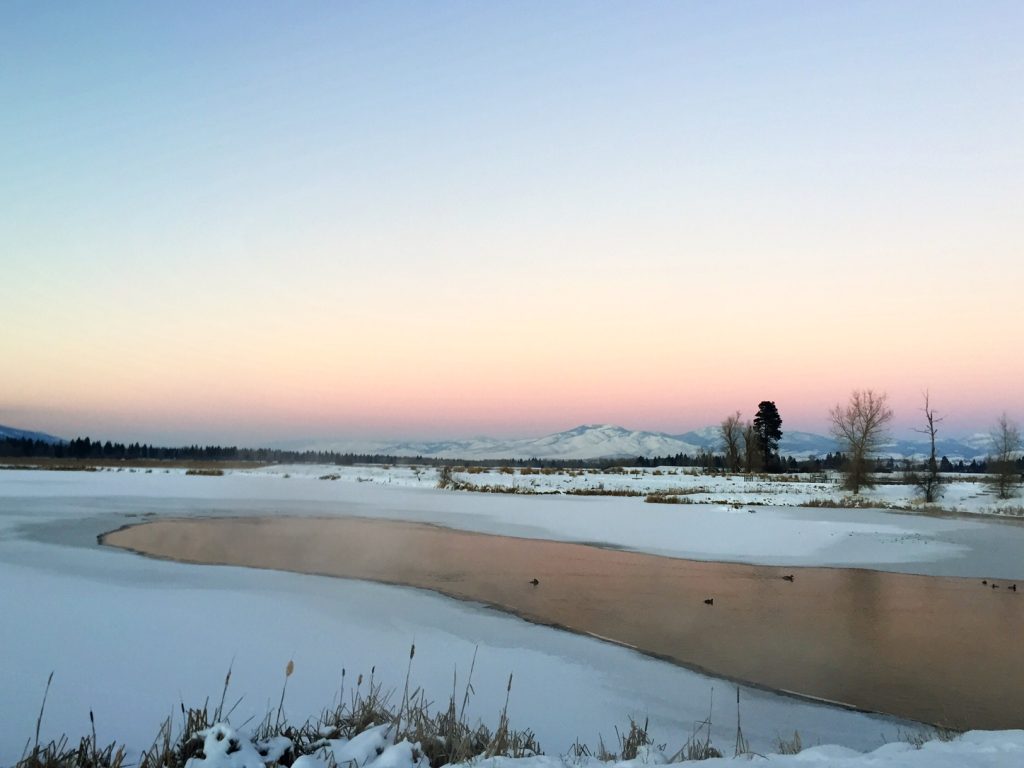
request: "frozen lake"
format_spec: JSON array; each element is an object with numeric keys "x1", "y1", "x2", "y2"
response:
[
  {"x1": 106, "y1": 515, "x2": 1024, "y2": 730},
  {"x1": 5, "y1": 468, "x2": 1021, "y2": 762}
]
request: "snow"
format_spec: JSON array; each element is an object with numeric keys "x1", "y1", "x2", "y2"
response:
[
  {"x1": 185, "y1": 725, "x2": 291, "y2": 768},
  {"x1": 2, "y1": 465, "x2": 1023, "y2": 577},
  {"x1": 288, "y1": 424, "x2": 993, "y2": 462},
  {"x1": 180, "y1": 722, "x2": 1024, "y2": 768},
  {"x1": 2, "y1": 467, "x2": 1023, "y2": 766},
  {"x1": 301, "y1": 425, "x2": 706, "y2": 462},
  {"x1": 316, "y1": 724, "x2": 430, "y2": 768}
]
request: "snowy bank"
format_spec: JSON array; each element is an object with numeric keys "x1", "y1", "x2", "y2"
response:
[{"x1": 181, "y1": 722, "x2": 1024, "y2": 768}]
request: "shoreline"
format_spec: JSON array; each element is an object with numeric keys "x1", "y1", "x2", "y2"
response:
[{"x1": 101, "y1": 515, "x2": 1024, "y2": 731}]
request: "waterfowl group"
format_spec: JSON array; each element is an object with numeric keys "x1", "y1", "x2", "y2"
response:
[{"x1": 980, "y1": 579, "x2": 1017, "y2": 592}]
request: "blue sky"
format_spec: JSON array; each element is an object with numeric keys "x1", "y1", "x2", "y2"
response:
[{"x1": 2, "y1": 2, "x2": 1022, "y2": 443}]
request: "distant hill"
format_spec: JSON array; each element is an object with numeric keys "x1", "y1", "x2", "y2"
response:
[
  {"x1": 676, "y1": 428, "x2": 991, "y2": 461},
  {"x1": 300, "y1": 423, "x2": 993, "y2": 462},
  {"x1": 0, "y1": 424, "x2": 64, "y2": 444},
  {"x1": 675, "y1": 428, "x2": 840, "y2": 459},
  {"x1": 0, "y1": 421, "x2": 996, "y2": 463},
  {"x1": 303, "y1": 424, "x2": 704, "y2": 461}
]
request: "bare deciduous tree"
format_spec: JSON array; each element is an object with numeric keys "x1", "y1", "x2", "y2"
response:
[
  {"x1": 989, "y1": 413, "x2": 1022, "y2": 500},
  {"x1": 830, "y1": 389, "x2": 894, "y2": 494},
  {"x1": 909, "y1": 391, "x2": 943, "y2": 503},
  {"x1": 741, "y1": 420, "x2": 761, "y2": 474},
  {"x1": 720, "y1": 411, "x2": 743, "y2": 473}
]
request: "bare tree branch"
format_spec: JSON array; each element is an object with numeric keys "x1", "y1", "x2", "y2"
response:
[{"x1": 830, "y1": 389, "x2": 894, "y2": 494}]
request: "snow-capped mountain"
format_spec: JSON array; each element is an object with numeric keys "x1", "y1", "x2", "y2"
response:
[
  {"x1": 300, "y1": 424, "x2": 995, "y2": 462},
  {"x1": 304, "y1": 425, "x2": 703, "y2": 461},
  {"x1": 675, "y1": 428, "x2": 839, "y2": 459},
  {"x1": 875, "y1": 435, "x2": 991, "y2": 462},
  {"x1": 0, "y1": 424, "x2": 64, "y2": 444}
]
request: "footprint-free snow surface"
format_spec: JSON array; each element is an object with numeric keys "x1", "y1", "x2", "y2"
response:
[{"x1": 2, "y1": 468, "x2": 1022, "y2": 766}]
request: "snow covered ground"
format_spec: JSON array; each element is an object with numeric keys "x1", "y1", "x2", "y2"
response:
[
  {"x1": 195, "y1": 721, "x2": 1024, "y2": 768},
  {"x1": 302, "y1": 462, "x2": 1014, "y2": 518},
  {"x1": 9, "y1": 463, "x2": 1014, "y2": 576},
  {"x1": 2, "y1": 466, "x2": 1022, "y2": 766}
]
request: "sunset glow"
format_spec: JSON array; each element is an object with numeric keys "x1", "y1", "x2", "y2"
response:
[{"x1": 2, "y1": 2, "x2": 1021, "y2": 444}]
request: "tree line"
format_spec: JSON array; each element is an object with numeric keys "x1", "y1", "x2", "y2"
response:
[
  {"x1": 717, "y1": 391, "x2": 1022, "y2": 500},
  {"x1": 0, "y1": 434, "x2": 844, "y2": 470},
  {"x1": 0, "y1": 436, "x2": 660, "y2": 470}
]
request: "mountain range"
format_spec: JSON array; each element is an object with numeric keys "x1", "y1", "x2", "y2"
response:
[
  {"x1": 0, "y1": 424, "x2": 64, "y2": 444},
  {"x1": 0, "y1": 421, "x2": 996, "y2": 462},
  {"x1": 299, "y1": 423, "x2": 994, "y2": 462}
]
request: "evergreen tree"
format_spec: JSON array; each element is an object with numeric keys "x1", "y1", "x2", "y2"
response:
[{"x1": 752, "y1": 401, "x2": 783, "y2": 470}]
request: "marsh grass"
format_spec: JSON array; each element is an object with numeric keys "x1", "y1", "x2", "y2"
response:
[
  {"x1": 773, "y1": 731, "x2": 802, "y2": 755},
  {"x1": 564, "y1": 488, "x2": 643, "y2": 497},
  {"x1": 18, "y1": 675, "x2": 126, "y2": 768},
  {"x1": 895, "y1": 726, "x2": 961, "y2": 749},
  {"x1": 800, "y1": 497, "x2": 896, "y2": 509},
  {"x1": 20, "y1": 648, "x2": 542, "y2": 768},
  {"x1": 644, "y1": 493, "x2": 694, "y2": 505},
  {"x1": 15, "y1": 661, "x2": 961, "y2": 768}
]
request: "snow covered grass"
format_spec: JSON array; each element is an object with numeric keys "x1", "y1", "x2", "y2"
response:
[
  {"x1": 16, "y1": 695, "x2": 1023, "y2": 768},
  {"x1": 14, "y1": 659, "x2": 998, "y2": 768},
  {"x1": 16, "y1": 650, "x2": 544, "y2": 768},
  {"x1": 4, "y1": 459, "x2": 1019, "y2": 518},
  {"x1": 192, "y1": 461, "x2": 1024, "y2": 518}
]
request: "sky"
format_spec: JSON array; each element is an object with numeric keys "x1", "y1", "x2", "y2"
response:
[{"x1": 1, "y1": 1, "x2": 1022, "y2": 445}]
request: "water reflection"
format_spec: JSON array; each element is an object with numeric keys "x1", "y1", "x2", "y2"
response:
[{"x1": 103, "y1": 516, "x2": 1024, "y2": 729}]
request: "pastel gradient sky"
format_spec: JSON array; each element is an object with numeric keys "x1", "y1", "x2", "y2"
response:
[{"x1": 2, "y1": 2, "x2": 1022, "y2": 444}]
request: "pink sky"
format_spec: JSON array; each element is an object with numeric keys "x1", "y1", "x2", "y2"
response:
[{"x1": 2, "y1": 3, "x2": 1022, "y2": 445}]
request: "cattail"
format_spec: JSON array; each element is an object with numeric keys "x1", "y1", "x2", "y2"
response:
[
  {"x1": 507, "y1": 673, "x2": 513, "y2": 692},
  {"x1": 286, "y1": 660, "x2": 294, "y2": 678},
  {"x1": 409, "y1": 643, "x2": 416, "y2": 660},
  {"x1": 357, "y1": 674, "x2": 363, "y2": 687}
]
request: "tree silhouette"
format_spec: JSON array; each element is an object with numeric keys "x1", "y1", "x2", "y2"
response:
[{"x1": 752, "y1": 401, "x2": 783, "y2": 471}]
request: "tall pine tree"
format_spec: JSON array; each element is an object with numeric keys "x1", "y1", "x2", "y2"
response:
[{"x1": 753, "y1": 401, "x2": 783, "y2": 471}]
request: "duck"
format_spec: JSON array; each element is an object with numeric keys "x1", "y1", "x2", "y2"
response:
[
  {"x1": 529, "y1": 578, "x2": 540, "y2": 586},
  {"x1": 1010, "y1": 584, "x2": 1018, "y2": 592},
  {"x1": 782, "y1": 574, "x2": 795, "y2": 582},
  {"x1": 704, "y1": 598, "x2": 714, "y2": 605}
]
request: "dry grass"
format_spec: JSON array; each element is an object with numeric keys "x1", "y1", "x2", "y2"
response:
[
  {"x1": 17, "y1": 674, "x2": 126, "y2": 768},
  {"x1": 773, "y1": 731, "x2": 802, "y2": 754},
  {"x1": 896, "y1": 726, "x2": 961, "y2": 749},
  {"x1": 18, "y1": 659, "x2": 964, "y2": 767},
  {"x1": 184, "y1": 468, "x2": 225, "y2": 477},
  {"x1": 800, "y1": 497, "x2": 892, "y2": 509},
  {"x1": 643, "y1": 493, "x2": 694, "y2": 505},
  {"x1": 18, "y1": 651, "x2": 546, "y2": 768},
  {"x1": 564, "y1": 487, "x2": 643, "y2": 497}
]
